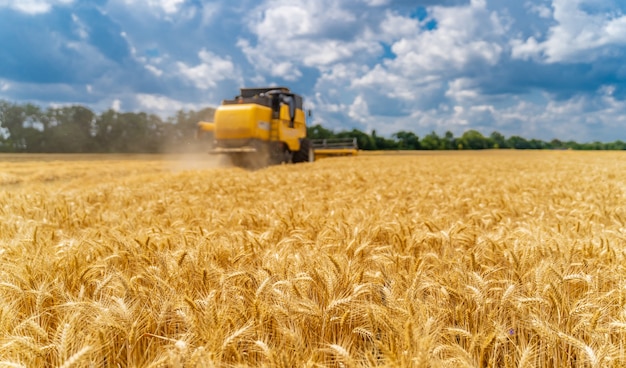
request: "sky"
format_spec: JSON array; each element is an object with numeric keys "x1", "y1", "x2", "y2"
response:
[{"x1": 1, "y1": 0, "x2": 626, "y2": 142}]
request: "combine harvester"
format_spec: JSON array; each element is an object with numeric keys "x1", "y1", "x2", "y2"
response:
[{"x1": 197, "y1": 87, "x2": 358, "y2": 168}]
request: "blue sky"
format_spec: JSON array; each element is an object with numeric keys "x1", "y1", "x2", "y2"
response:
[{"x1": 1, "y1": 0, "x2": 626, "y2": 142}]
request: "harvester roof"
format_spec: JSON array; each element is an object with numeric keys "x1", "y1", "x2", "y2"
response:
[{"x1": 239, "y1": 87, "x2": 291, "y2": 98}]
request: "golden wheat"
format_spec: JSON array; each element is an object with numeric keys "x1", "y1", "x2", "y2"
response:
[{"x1": 1, "y1": 151, "x2": 625, "y2": 367}]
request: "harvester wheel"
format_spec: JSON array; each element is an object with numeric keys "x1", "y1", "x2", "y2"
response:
[
  {"x1": 293, "y1": 139, "x2": 314, "y2": 163},
  {"x1": 270, "y1": 143, "x2": 292, "y2": 165}
]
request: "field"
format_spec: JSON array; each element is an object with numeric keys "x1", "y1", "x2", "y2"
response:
[{"x1": 1, "y1": 151, "x2": 626, "y2": 367}]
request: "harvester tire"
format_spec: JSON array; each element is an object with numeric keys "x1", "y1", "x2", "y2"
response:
[
  {"x1": 293, "y1": 139, "x2": 314, "y2": 163},
  {"x1": 269, "y1": 143, "x2": 292, "y2": 165}
]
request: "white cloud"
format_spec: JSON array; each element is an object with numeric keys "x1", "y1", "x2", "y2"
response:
[
  {"x1": 512, "y1": 0, "x2": 626, "y2": 63},
  {"x1": 445, "y1": 78, "x2": 480, "y2": 102},
  {"x1": 238, "y1": 0, "x2": 383, "y2": 79},
  {"x1": 526, "y1": 1, "x2": 552, "y2": 18},
  {"x1": 253, "y1": 0, "x2": 511, "y2": 126},
  {"x1": 353, "y1": 89, "x2": 626, "y2": 142},
  {"x1": 348, "y1": 95, "x2": 370, "y2": 123},
  {"x1": 121, "y1": 0, "x2": 184, "y2": 14},
  {"x1": 310, "y1": 63, "x2": 364, "y2": 113},
  {"x1": 177, "y1": 49, "x2": 239, "y2": 89},
  {"x1": 200, "y1": 2, "x2": 221, "y2": 27},
  {"x1": 431, "y1": 90, "x2": 626, "y2": 141},
  {"x1": 470, "y1": 105, "x2": 496, "y2": 113},
  {"x1": 379, "y1": 11, "x2": 420, "y2": 42},
  {"x1": 299, "y1": 1, "x2": 625, "y2": 141},
  {"x1": 254, "y1": 4, "x2": 316, "y2": 39},
  {"x1": 352, "y1": 0, "x2": 507, "y2": 108},
  {"x1": 388, "y1": 3, "x2": 504, "y2": 73},
  {"x1": 510, "y1": 37, "x2": 542, "y2": 60},
  {"x1": 111, "y1": 99, "x2": 121, "y2": 112},
  {"x1": 71, "y1": 13, "x2": 89, "y2": 39},
  {"x1": 364, "y1": 0, "x2": 390, "y2": 6},
  {"x1": 0, "y1": 0, "x2": 73, "y2": 14},
  {"x1": 451, "y1": 105, "x2": 469, "y2": 126},
  {"x1": 237, "y1": 39, "x2": 303, "y2": 81},
  {"x1": 304, "y1": 39, "x2": 379, "y2": 67},
  {"x1": 145, "y1": 64, "x2": 163, "y2": 77},
  {"x1": 135, "y1": 94, "x2": 199, "y2": 115}
]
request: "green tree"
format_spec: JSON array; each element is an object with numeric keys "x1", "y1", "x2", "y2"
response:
[
  {"x1": 46, "y1": 106, "x2": 95, "y2": 152},
  {"x1": 490, "y1": 131, "x2": 508, "y2": 149},
  {"x1": 420, "y1": 131, "x2": 441, "y2": 150},
  {"x1": 122, "y1": 112, "x2": 159, "y2": 153},
  {"x1": 507, "y1": 136, "x2": 530, "y2": 149},
  {"x1": 369, "y1": 129, "x2": 398, "y2": 150},
  {"x1": 607, "y1": 140, "x2": 626, "y2": 150},
  {"x1": 392, "y1": 130, "x2": 420, "y2": 150},
  {"x1": 94, "y1": 109, "x2": 120, "y2": 152},
  {"x1": 336, "y1": 129, "x2": 377, "y2": 150},
  {"x1": 442, "y1": 131, "x2": 456, "y2": 150},
  {"x1": 528, "y1": 139, "x2": 547, "y2": 149},
  {"x1": 458, "y1": 130, "x2": 489, "y2": 150},
  {"x1": 165, "y1": 108, "x2": 216, "y2": 153},
  {"x1": 0, "y1": 101, "x2": 45, "y2": 151},
  {"x1": 307, "y1": 124, "x2": 335, "y2": 139}
]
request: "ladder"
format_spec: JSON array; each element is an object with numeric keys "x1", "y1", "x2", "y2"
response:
[{"x1": 269, "y1": 120, "x2": 280, "y2": 141}]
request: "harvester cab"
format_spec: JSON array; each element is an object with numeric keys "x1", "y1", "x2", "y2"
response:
[{"x1": 197, "y1": 87, "x2": 358, "y2": 168}]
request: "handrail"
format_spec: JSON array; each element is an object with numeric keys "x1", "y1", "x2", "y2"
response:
[{"x1": 311, "y1": 138, "x2": 358, "y2": 149}]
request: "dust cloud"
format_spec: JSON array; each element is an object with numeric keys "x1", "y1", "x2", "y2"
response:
[
  {"x1": 165, "y1": 152, "x2": 232, "y2": 172},
  {"x1": 159, "y1": 130, "x2": 233, "y2": 172}
]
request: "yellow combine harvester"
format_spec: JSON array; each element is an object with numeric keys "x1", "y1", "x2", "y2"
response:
[{"x1": 197, "y1": 87, "x2": 358, "y2": 168}]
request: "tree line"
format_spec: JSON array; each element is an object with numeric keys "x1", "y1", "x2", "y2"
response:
[
  {"x1": 307, "y1": 125, "x2": 626, "y2": 150},
  {"x1": 0, "y1": 100, "x2": 214, "y2": 153},
  {"x1": 1, "y1": 100, "x2": 625, "y2": 153}
]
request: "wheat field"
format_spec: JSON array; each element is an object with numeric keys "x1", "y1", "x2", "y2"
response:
[{"x1": 1, "y1": 151, "x2": 625, "y2": 367}]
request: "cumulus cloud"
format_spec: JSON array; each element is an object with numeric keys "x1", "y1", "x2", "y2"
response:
[
  {"x1": 199, "y1": 2, "x2": 221, "y2": 27},
  {"x1": 0, "y1": 0, "x2": 73, "y2": 14},
  {"x1": 71, "y1": 13, "x2": 89, "y2": 39},
  {"x1": 0, "y1": 80, "x2": 10, "y2": 92},
  {"x1": 379, "y1": 11, "x2": 420, "y2": 42},
  {"x1": 512, "y1": 0, "x2": 626, "y2": 63},
  {"x1": 526, "y1": 1, "x2": 552, "y2": 18},
  {"x1": 144, "y1": 64, "x2": 163, "y2": 77},
  {"x1": 238, "y1": 0, "x2": 385, "y2": 79},
  {"x1": 238, "y1": 0, "x2": 502, "y2": 117},
  {"x1": 302, "y1": 0, "x2": 626, "y2": 141},
  {"x1": 177, "y1": 49, "x2": 240, "y2": 89},
  {"x1": 111, "y1": 99, "x2": 121, "y2": 112},
  {"x1": 120, "y1": 0, "x2": 185, "y2": 14},
  {"x1": 346, "y1": 0, "x2": 508, "y2": 129},
  {"x1": 135, "y1": 93, "x2": 199, "y2": 113},
  {"x1": 386, "y1": 1, "x2": 505, "y2": 73},
  {"x1": 348, "y1": 95, "x2": 370, "y2": 123},
  {"x1": 445, "y1": 78, "x2": 480, "y2": 102},
  {"x1": 236, "y1": 39, "x2": 303, "y2": 81}
]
